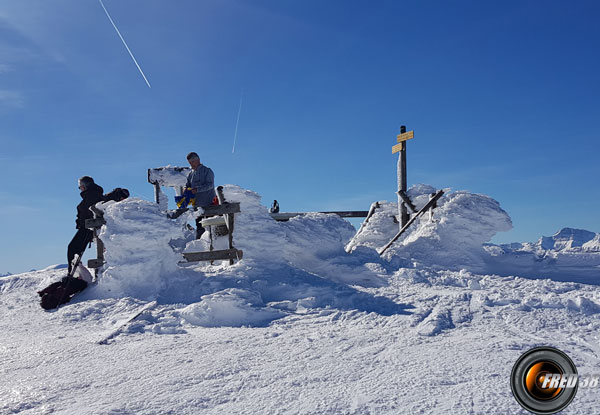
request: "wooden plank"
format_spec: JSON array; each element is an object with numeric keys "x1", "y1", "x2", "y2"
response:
[
  {"x1": 200, "y1": 216, "x2": 227, "y2": 227},
  {"x1": 270, "y1": 211, "x2": 370, "y2": 221},
  {"x1": 87, "y1": 259, "x2": 104, "y2": 269},
  {"x1": 168, "y1": 202, "x2": 241, "y2": 219},
  {"x1": 227, "y1": 213, "x2": 235, "y2": 265},
  {"x1": 354, "y1": 202, "x2": 381, "y2": 238},
  {"x1": 201, "y1": 202, "x2": 241, "y2": 216},
  {"x1": 167, "y1": 208, "x2": 189, "y2": 219},
  {"x1": 97, "y1": 301, "x2": 157, "y2": 345},
  {"x1": 85, "y1": 218, "x2": 106, "y2": 229},
  {"x1": 320, "y1": 211, "x2": 369, "y2": 217},
  {"x1": 182, "y1": 249, "x2": 243, "y2": 262},
  {"x1": 397, "y1": 190, "x2": 417, "y2": 213},
  {"x1": 396, "y1": 130, "x2": 414, "y2": 143},
  {"x1": 392, "y1": 142, "x2": 404, "y2": 154},
  {"x1": 378, "y1": 189, "x2": 445, "y2": 255}
]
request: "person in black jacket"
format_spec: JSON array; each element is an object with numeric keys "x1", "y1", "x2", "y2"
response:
[{"x1": 67, "y1": 176, "x2": 104, "y2": 273}]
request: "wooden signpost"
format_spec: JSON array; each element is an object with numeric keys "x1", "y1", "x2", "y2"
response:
[
  {"x1": 393, "y1": 126, "x2": 414, "y2": 229},
  {"x1": 377, "y1": 125, "x2": 444, "y2": 255}
]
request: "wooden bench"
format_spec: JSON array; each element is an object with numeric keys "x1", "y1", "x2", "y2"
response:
[{"x1": 179, "y1": 187, "x2": 243, "y2": 265}]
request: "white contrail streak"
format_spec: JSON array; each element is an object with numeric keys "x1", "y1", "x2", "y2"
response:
[
  {"x1": 98, "y1": 0, "x2": 151, "y2": 88},
  {"x1": 232, "y1": 90, "x2": 244, "y2": 153}
]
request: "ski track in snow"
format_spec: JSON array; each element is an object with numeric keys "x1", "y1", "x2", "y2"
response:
[
  {"x1": 2, "y1": 184, "x2": 600, "y2": 414},
  {"x1": 3, "y1": 268, "x2": 600, "y2": 413}
]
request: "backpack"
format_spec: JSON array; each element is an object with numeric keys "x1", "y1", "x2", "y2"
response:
[
  {"x1": 38, "y1": 276, "x2": 88, "y2": 310},
  {"x1": 103, "y1": 188, "x2": 130, "y2": 202}
]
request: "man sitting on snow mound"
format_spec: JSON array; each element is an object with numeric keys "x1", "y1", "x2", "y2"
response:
[{"x1": 185, "y1": 152, "x2": 217, "y2": 239}]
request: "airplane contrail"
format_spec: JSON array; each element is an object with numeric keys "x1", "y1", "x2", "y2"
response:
[
  {"x1": 232, "y1": 90, "x2": 244, "y2": 153},
  {"x1": 98, "y1": 0, "x2": 151, "y2": 88}
]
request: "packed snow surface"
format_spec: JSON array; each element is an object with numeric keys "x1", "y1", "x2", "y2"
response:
[{"x1": 2, "y1": 184, "x2": 599, "y2": 414}]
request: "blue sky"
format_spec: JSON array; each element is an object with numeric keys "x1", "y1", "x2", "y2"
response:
[{"x1": 1, "y1": 0, "x2": 599, "y2": 274}]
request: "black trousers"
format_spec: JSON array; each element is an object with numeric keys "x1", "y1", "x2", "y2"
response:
[{"x1": 67, "y1": 229, "x2": 93, "y2": 273}]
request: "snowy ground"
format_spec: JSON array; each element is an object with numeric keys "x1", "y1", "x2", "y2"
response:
[{"x1": 2, "y1": 185, "x2": 599, "y2": 414}]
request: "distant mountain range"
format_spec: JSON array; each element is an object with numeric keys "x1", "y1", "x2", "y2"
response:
[
  {"x1": 0, "y1": 272, "x2": 13, "y2": 277},
  {"x1": 496, "y1": 227, "x2": 600, "y2": 253},
  {"x1": 537, "y1": 228, "x2": 600, "y2": 251},
  {"x1": 484, "y1": 228, "x2": 600, "y2": 283}
]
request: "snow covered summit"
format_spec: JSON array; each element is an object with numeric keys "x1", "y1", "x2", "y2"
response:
[
  {"x1": 538, "y1": 227, "x2": 600, "y2": 251},
  {"x1": 2, "y1": 184, "x2": 600, "y2": 413}
]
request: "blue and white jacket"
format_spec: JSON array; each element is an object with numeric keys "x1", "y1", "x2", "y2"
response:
[{"x1": 186, "y1": 164, "x2": 216, "y2": 207}]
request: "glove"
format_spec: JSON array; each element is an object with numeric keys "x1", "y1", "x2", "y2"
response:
[{"x1": 175, "y1": 188, "x2": 196, "y2": 208}]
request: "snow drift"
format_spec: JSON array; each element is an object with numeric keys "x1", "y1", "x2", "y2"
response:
[
  {"x1": 84, "y1": 185, "x2": 403, "y2": 327},
  {"x1": 71, "y1": 183, "x2": 598, "y2": 329}
]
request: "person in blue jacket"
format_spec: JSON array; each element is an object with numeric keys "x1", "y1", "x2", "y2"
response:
[{"x1": 186, "y1": 152, "x2": 217, "y2": 238}]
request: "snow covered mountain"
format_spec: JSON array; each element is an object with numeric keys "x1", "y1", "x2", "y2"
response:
[
  {"x1": 541, "y1": 228, "x2": 600, "y2": 251},
  {"x1": 483, "y1": 227, "x2": 600, "y2": 283},
  {"x1": 2, "y1": 185, "x2": 599, "y2": 414}
]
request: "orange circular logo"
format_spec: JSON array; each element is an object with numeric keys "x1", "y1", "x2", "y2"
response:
[{"x1": 511, "y1": 347, "x2": 578, "y2": 414}]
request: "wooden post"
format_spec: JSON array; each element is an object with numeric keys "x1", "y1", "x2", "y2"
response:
[
  {"x1": 227, "y1": 213, "x2": 235, "y2": 265},
  {"x1": 94, "y1": 231, "x2": 104, "y2": 279},
  {"x1": 216, "y1": 186, "x2": 235, "y2": 265},
  {"x1": 429, "y1": 193, "x2": 435, "y2": 221},
  {"x1": 216, "y1": 186, "x2": 226, "y2": 205},
  {"x1": 86, "y1": 206, "x2": 107, "y2": 278},
  {"x1": 397, "y1": 125, "x2": 409, "y2": 228},
  {"x1": 153, "y1": 183, "x2": 161, "y2": 204}
]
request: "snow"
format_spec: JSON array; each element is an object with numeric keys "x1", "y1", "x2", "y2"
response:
[
  {"x1": 179, "y1": 288, "x2": 284, "y2": 328},
  {"x1": 2, "y1": 184, "x2": 600, "y2": 414},
  {"x1": 347, "y1": 185, "x2": 513, "y2": 273},
  {"x1": 147, "y1": 166, "x2": 191, "y2": 187}
]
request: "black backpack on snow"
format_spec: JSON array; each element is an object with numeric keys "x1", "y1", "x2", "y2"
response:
[
  {"x1": 38, "y1": 277, "x2": 88, "y2": 310},
  {"x1": 102, "y1": 188, "x2": 130, "y2": 202}
]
